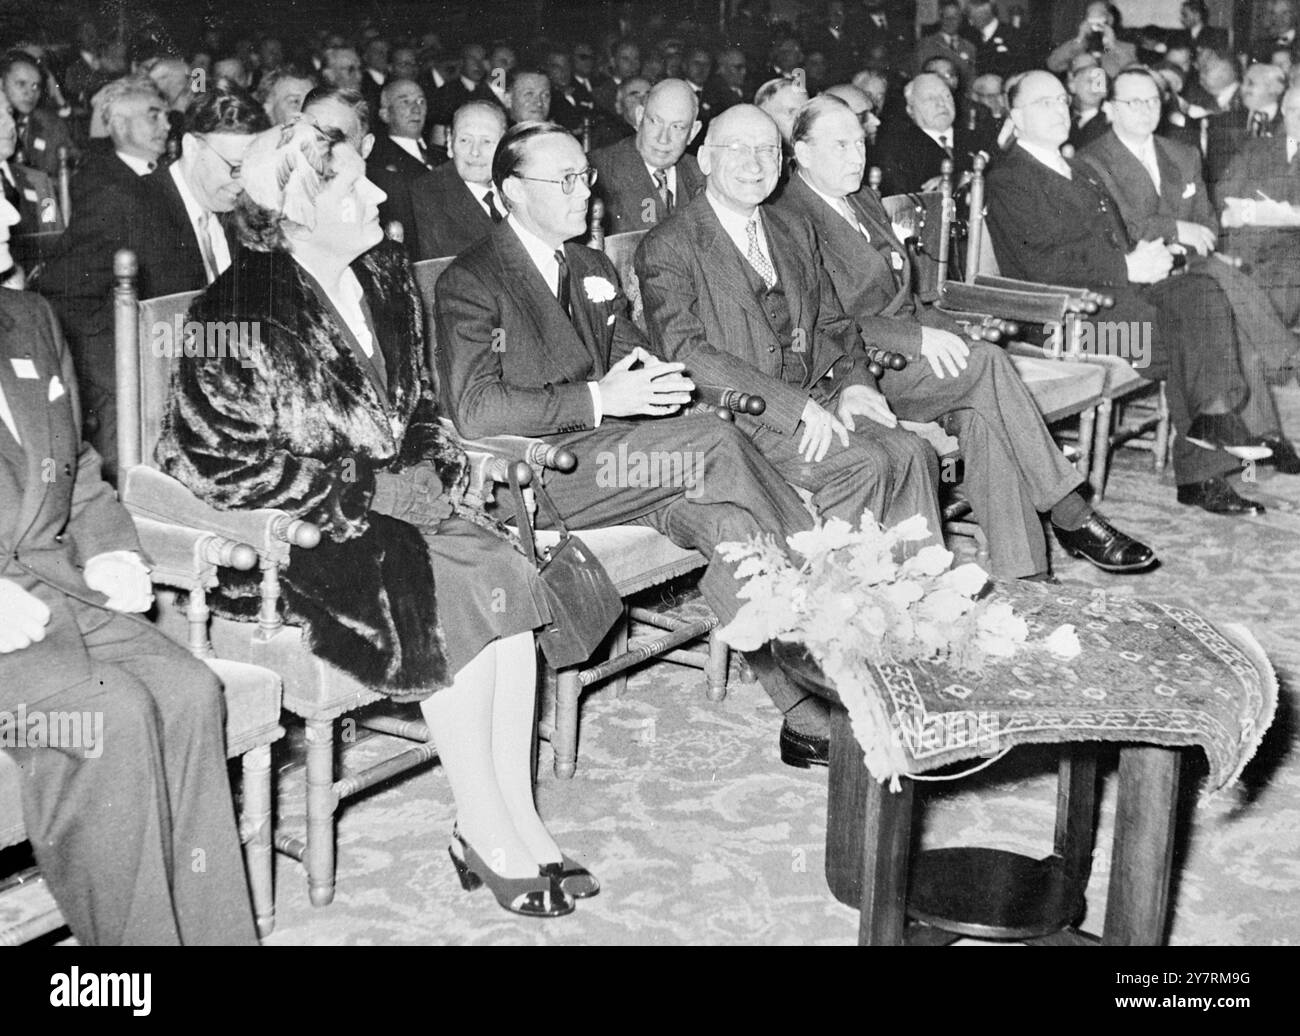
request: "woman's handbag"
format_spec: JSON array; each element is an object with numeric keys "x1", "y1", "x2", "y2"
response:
[{"x1": 508, "y1": 466, "x2": 624, "y2": 668}]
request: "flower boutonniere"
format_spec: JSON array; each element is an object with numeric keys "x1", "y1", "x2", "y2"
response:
[{"x1": 583, "y1": 276, "x2": 616, "y2": 303}]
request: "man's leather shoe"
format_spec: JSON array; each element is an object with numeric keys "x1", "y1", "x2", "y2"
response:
[
  {"x1": 1053, "y1": 513, "x2": 1157, "y2": 573},
  {"x1": 1260, "y1": 436, "x2": 1300, "y2": 475},
  {"x1": 1176, "y1": 477, "x2": 1266, "y2": 515},
  {"x1": 779, "y1": 722, "x2": 829, "y2": 769},
  {"x1": 1185, "y1": 413, "x2": 1273, "y2": 461}
]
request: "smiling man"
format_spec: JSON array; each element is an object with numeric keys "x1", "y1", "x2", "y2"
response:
[
  {"x1": 412, "y1": 100, "x2": 508, "y2": 258},
  {"x1": 590, "y1": 78, "x2": 704, "y2": 234},
  {"x1": 434, "y1": 121, "x2": 829, "y2": 768},
  {"x1": 774, "y1": 93, "x2": 1157, "y2": 578}
]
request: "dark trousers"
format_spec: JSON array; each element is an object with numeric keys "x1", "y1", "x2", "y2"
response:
[
  {"x1": 879, "y1": 343, "x2": 1084, "y2": 578},
  {"x1": 6, "y1": 612, "x2": 257, "y2": 946}
]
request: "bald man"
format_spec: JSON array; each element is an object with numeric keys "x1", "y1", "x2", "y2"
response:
[
  {"x1": 590, "y1": 79, "x2": 706, "y2": 234},
  {"x1": 636, "y1": 104, "x2": 944, "y2": 555},
  {"x1": 824, "y1": 83, "x2": 882, "y2": 143}
]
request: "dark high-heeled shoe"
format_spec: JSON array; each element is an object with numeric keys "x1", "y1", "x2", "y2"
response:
[
  {"x1": 539, "y1": 855, "x2": 601, "y2": 899},
  {"x1": 449, "y1": 830, "x2": 575, "y2": 918}
]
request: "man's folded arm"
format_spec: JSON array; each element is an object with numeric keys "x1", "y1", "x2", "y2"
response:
[
  {"x1": 633, "y1": 234, "x2": 810, "y2": 435},
  {"x1": 433, "y1": 263, "x2": 596, "y2": 439}
]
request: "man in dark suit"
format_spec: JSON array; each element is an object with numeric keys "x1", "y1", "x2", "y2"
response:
[
  {"x1": 2, "y1": 52, "x2": 76, "y2": 183},
  {"x1": 915, "y1": 0, "x2": 978, "y2": 85},
  {"x1": 1067, "y1": 55, "x2": 1111, "y2": 151},
  {"x1": 853, "y1": 0, "x2": 915, "y2": 67},
  {"x1": 1173, "y1": 0, "x2": 1229, "y2": 57},
  {"x1": 1216, "y1": 84, "x2": 1300, "y2": 330},
  {"x1": 965, "y1": 0, "x2": 1029, "y2": 80},
  {"x1": 0, "y1": 287, "x2": 257, "y2": 945},
  {"x1": 1251, "y1": 0, "x2": 1299, "y2": 63},
  {"x1": 703, "y1": 47, "x2": 749, "y2": 122},
  {"x1": 435, "y1": 121, "x2": 832, "y2": 768},
  {"x1": 636, "y1": 105, "x2": 944, "y2": 550},
  {"x1": 0, "y1": 97, "x2": 63, "y2": 273},
  {"x1": 592, "y1": 40, "x2": 642, "y2": 116},
  {"x1": 1205, "y1": 63, "x2": 1287, "y2": 186},
  {"x1": 367, "y1": 79, "x2": 437, "y2": 250},
  {"x1": 874, "y1": 73, "x2": 981, "y2": 195},
  {"x1": 410, "y1": 100, "x2": 506, "y2": 260},
  {"x1": 428, "y1": 44, "x2": 502, "y2": 139},
  {"x1": 40, "y1": 83, "x2": 267, "y2": 478},
  {"x1": 987, "y1": 70, "x2": 1267, "y2": 515},
  {"x1": 815, "y1": 1, "x2": 862, "y2": 83},
  {"x1": 775, "y1": 94, "x2": 1155, "y2": 578},
  {"x1": 1080, "y1": 66, "x2": 1300, "y2": 472},
  {"x1": 591, "y1": 80, "x2": 705, "y2": 235}
]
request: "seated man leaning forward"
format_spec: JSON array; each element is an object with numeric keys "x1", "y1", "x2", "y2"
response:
[
  {"x1": 773, "y1": 94, "x2": 1156, "y2": 578},
  {"x1": 434, "y1": 121, "x2": 834, "y2": 769}
]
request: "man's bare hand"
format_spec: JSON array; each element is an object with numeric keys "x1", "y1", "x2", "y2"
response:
[
  {"x1": 919, "y1": 326, "x2": 970, "y2": 379},
  {"x1": 836, "y1": 383, "x2": 897, "y2": 433},
  {"x1": 1125, "y1": 239, "x2": 1174, "y2": 283},
  {"x1": 1175, "y1": 220, "x2": 1217, "y2": 255},
  {"x1": 798, "y1": 397, "x2": 850, "y2": 463},
  {"x1": 596, "y1": 346, "x2": 696, "y2": 417},
  {"x1": 0, "y1": 579, "x2": 52, "y2": 653}
]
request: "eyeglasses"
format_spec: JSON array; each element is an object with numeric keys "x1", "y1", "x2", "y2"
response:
[
  {"x1": 512, "y1": 166, "x2": 598, "y2": 194},
  {"x1": 700, "y1": 141, "x2": 783, "y2": 164},
  {"x1": 1112, "y1": 97, "x2": 1162, "y2": 110},
  {"x1": 1016, "y1": 95, "x2": 1071, "y2": 111},
  {"x1": 195, "y1": 134, "x2": 242, "y2": 178}
]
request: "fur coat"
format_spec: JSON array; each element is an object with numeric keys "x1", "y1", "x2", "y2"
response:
[{"x1": 157, "y1": 239, "x2": 470, "y2": 700}]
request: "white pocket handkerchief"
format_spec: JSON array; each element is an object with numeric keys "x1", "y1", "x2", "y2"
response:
[
  {"x1": 1182, "y1": 183, "x2": 1196, "y2": 199},
  {"x1": 606, "y1": 314, "x2": 616, "y2": 325},
  {"x1": 10, "y1": 358, "x2": 37, "y2": 379},
  {"x1": 22, "y1": 187, "x2": 38, "y2": 203},
  {"x1": 49, "y1": 375, "x2": 65, "y2": 401}
]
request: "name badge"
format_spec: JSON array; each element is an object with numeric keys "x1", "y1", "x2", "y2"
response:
[
  {"x1": 11, "y1": 358, "x2": 38, "y2": 379},
  {"x1": 890, "y1": 251, "x2": 904, "y2": 271},
  {"x1": 32, "y1": 137, "x2": 46, "y2": 152}
]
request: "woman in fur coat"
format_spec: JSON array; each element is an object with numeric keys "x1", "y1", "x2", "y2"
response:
[{"x1": 157, "y1": 118, "x2": 596, "y2": 918}]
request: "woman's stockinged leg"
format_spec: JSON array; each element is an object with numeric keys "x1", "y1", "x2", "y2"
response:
[
  {"x1": 418, "y1": 644, "x2": 539, "y2": 878},
  {"x1": 489, "y1": 633, "x2": 563, "y2": 866}
]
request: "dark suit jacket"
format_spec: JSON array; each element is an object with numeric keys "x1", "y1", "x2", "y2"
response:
[
  {"x1": 1215, "y1": 135, "x2": 1300, "y2": 300},
  {"x1": 874, "y1": 117, "x2": 980, "y2": 195},
  {"x1": 1217, "y1": 134, "x2": 1300, "y2": 207},
  {"x1": 434, "y1": 220, "x2": 648, "y2": 440},
  {"x1": 6, "y1": 162, "x2": 64, "y2": 268},
  {"x1": 914, "y1": 29, "x2": 977, "y2": 81},
  {"x1": 412, "y1": 163, "x2": 496, "y2": 261},
  {"x1": 16, "y1": 107, "x2": 75, "y2": 183},
  {"x1": 1206, "y1": 106, "x2": 1284, "y2": 185},
  {"x1": 1173, "y1": 25, "x2": 1229, "y2": 54},
  {"x1": 966, "y1": 22, "x2": 1029, "y2": 80},
  {"x1": 590, "y1": 137, "x2": 705, "y2": 234},
  {"x1": 1079, "y1": 130, "x2": 1217, "y2": 244},
  {"x1": 366, "y1": 132, "x2": 437, "y2": 252},
  {"x1": 1069, "y1": 109, "x2": 1110, "y2": 152},
  {"x1": 634, "y1": 192, "x2": 874, "y2": 437},
  {"x1": 701, "y1": 78, "x2": 747, "y2": 120},
  {"x1": 0, "y1": 289, "x2": 142, "y2": 709}
]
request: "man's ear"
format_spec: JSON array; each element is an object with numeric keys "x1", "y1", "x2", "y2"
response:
[
  {"x1": 361, "y1": 132, "x2": 375, "y2": 159},
  {"x1": 792, "y1": 139, "x2": 811, "y2": 171},
  {"x1": 689, "y1": 118, "x2": 702, "y2": 142},
  {"x1": 698, "y1": 144, "x2": 712, "y2": 175},
  {"x1": 501, "y1": 174, "x2": 524, "y2": 210},
  {"x1": 634, "y1": 103, "x2": 645, "y2": 128}
]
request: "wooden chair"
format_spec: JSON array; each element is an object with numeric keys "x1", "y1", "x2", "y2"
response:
[
  {"x1": 962, "y1": 154, "x2": 1171, "y2": 501},
  {"x1": 0, "y1": 524, "x2": 285, "y2": 943},
  {"x1": 413, "y1": 246, "x2": 738, "y2": 780},
  {"x1": 111, "y1": 251, "x2": 514, "y2": 909}
]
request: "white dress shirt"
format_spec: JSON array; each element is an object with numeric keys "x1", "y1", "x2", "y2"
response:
[
  {"x1": 981, "y1": 20, "x2": 1001, "y2": 42},
  {"x1": 506, "y1": 215, "x2": 603, "y2": 425},
  {"x1": 1115, "y1": 130, "x2": 1162, "y2": 193},
  {"x1": 799, "y1": 172, "x2": 869, "y2": 239},
  {"x1": 465, "y1": 180, "x2": 499, "y2": 217},
  {"x1": 705, "y1": 191, "x2": 775, "y2": 275},
  {"x1": 645, "y1": 161, "x2": 678, "y2": 199},
  {"x1": 333, "y1": 268, "x2": 376, "y2": 358},
  {"x1": 0, "y1": 380, "x2": 19, "y2": 443},
  {"x1": 923, "y1": 126, "x2": 954, "y2": 152},
  {"x1": 390, "y1": 135, "x2": 427, "y2": 164},
  {"x1": 1018, "y1": 139, "x2": 1072, "y2": 178},
  {"x1": 117, "y1": 151, "x2": 155, "y2": 176},
  {"x1": 170, "y1": 162, "x2": 231, "y2": 281}
]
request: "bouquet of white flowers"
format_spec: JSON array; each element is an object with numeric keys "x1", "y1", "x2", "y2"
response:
[{"x1": 717, "y1": 512, "x2": 1080, "y2": 783}]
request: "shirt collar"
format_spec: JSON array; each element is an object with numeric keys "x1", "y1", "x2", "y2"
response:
[
  {"x1": 1017, "y1": 139, "x2": 1070, "y2": 177},
  {"x1": 1250, "y1": 104, "x2": 1279, "y2": 122},
  {"x1": 1113, "y1": 128, "x2": 1156, "y2": 160},
  {"x1": 117, "y1": 150, "x2": 155, "y2": 175},
  {"x1": 1216, "y1": 82, "x2": 1239, "y2": 109},
  {"x1": 506, "y1": 213, "x2": 562, "y2": 277},
  {"x1": 389, "y1": 135, "x2": 424, "y2": 161},
  {"x1": 923, "y1": 126, "x2": 953, "y2": 147},
  {"x1": 982, "y1": 20, "x2": 1000, "y2": 42},
  {"x1": 645, "y1": 161, "x2": 677, "y2": 188},
  {"x1": 705, "y1": 189, "x2": 761, "y2": 243},
  {"x1": 170, "y1": 160, "x2": 206, "y2": 225}
]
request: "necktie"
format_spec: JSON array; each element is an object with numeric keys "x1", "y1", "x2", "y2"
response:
[
  {"x1": 653, "y1": 168, "x2": 674, "y2": 215},
  {"x1": 838, "y1": 197, "x2": 869, "y2": 240},
  {"x1": 1, "y1": 170, "x2": 20, "y2": 212},
  {"x1": 554, "y1": 249, "x2": 571, "y2": 317},
  {"x1": 938, "y1": 132, "x2": 953, "y2": 157},
  {"x1": 1249, "y1": 111, "x2": 1267, "y2": 138},
  {"x1": 745, "y1": 217, "x2": 776, "y2": 289},
  {"x1": 1142, "y1": 142, "x2": 1161, "y2": 194},
  {"x1": 13, "y1": 116, "x2": 27, "y2": 166},
  {"x1": 196, "y1": 211, "x2": 219, "y2": 283},
  {"x1": 417, "y1": 140, "x2": 430, "y2": 167},
  {"x1": 483, "y1": 188, "x2": 504, "y2": 222}
]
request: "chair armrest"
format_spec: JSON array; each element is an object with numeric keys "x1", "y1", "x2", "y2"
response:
[
  {"x1": 131, "y1": 516, "x2": 257, "y2": 592},
  {"x1": 121, "y1": 466, "x2": 320, "y2": 566},
  {"x1": 936, "y1": 309, "x2": 1020, "y2": 342},
  {"x1": 971, "y1": 274, "x2": 1113, "y2": 313},
  {"x1": 940, "y1": 282, "x2": 1071, "y2": 326},
  {"x1": 693, "y1": 384, "x2": 766, "y2": 417}
]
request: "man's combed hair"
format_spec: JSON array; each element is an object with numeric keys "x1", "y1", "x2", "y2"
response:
[
  {"x1": 96, "y1": 74, "x2": 167, "y2": 124},
  {"x1": 790, "y1": 93, "x2": 852, "y2": 145},
  {"x1": 491, "y1": 119, "x2": 571, "y2": 195},
  {"x1": 255, "y1": 64, "x2": 317, "y2": 105},
  {"x1": 754, "y1": 75, "x2": 798, "y2": 107},
  {"x1": 301, "y1": 84, "x2": 370, "y2": 134},
  {"x1": 188, "y1": 78, "x2": 270, "y2": 134}
]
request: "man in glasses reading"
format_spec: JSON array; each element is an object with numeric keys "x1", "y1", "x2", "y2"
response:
[{"x1": 436, "y1": 121, "x2": 837, "y2": 770}]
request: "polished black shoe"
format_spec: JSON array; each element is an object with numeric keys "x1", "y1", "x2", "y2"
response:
[
  {"x1": 1259, "y1": 436, "x2": 1300, "y2": 475},
  {"x1": 1176, "y1": 477, "x2": 1267, "y2": 515},
  {"x1": 1053, "y1": 513, "x2": 1157, "y2": 573},
  {"x1": 539, "y1": 855, "x2": 600, "y2": 899},
  {"x1": 1185, "y1": 413, "x2": 1273, "y2": 461},
  {"x1": 779, "y1": 721, "x2": 829, "y2": 769}
]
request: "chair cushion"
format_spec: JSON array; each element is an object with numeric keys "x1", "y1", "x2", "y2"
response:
[
  {"x1": 1010, "y1": 355, "x2": 1105, "y2": 423},
  {"x1": 532, "y1": 526, "x2": 706, "y2": 595},
  {"x1": 0, "y1": 753, "x2": 25, "y2": 850},
  {"x1": 205, "y1": 659, "x2": 284, "y2": 758}
]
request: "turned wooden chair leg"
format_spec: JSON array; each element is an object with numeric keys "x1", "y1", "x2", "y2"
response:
[
  {"x1": 609, "y1": 605, "x2": 630, "y2": 698},
  {"x1": 305, "y1": 717, "x2": 338, "y2": 907},
  {"x1": 1154, "y1": 383, "x2": 1171, "y2": 472},
  {"x1": 552, "y1": 667, "x2": 582, "y2": 779},
  {"x1": 705, "y1": 630, "x2": 729, "y2": 702},
  {"x1": 1090, "y1": 398, "x2": 1114, "y2": 501},
  {"x1": 1103, "y1": 746, "x2": 1181, "y2": 945},
  {"x1": 241, "y1": 744, "x2": 276, "y2": 937},
  {"x1": 1076, "y1": 403, "x2": 1096, "y2": 480}
]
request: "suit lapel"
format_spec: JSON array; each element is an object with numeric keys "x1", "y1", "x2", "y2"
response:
[
  {"x1": 691, "y1": 197, "x2": 776, "y2": 332},
  {"x1": 761, "y1": 211, "x2": 806, "y2": 330},
  {"x1": 0, "y1": 312, "x2": 53, "y2": 550}
]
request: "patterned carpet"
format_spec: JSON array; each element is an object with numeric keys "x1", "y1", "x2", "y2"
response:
[{"x1": 256, "y1": 388, "x2": 1300, "y2": 946}]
